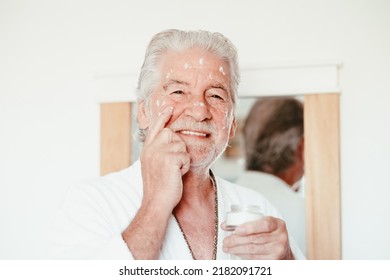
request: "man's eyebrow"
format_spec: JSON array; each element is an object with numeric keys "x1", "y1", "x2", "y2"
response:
[
  {"x1": 163, "y1": 79, "x2": 189, "y2": 91},
  {"x1": 210, "y1": 83, "x2": 229, "y2": 93}
]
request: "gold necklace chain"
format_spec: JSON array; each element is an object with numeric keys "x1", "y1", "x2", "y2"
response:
[{"x1": 174, "y1": 173, "x2": 218, "y2": 260}]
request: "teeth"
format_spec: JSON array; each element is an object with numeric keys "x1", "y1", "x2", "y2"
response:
[{"x1": 180, "y1": 130, "x2": 207, "y2": 137}]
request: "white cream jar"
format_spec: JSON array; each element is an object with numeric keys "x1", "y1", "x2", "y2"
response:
[{"x1": 225, "y1": 205, "x2": 263, "y2": 231}]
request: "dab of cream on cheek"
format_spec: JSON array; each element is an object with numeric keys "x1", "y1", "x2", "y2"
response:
[
  {"x1": 222, "y1": 109, "x2": 231, "y2": 130},
  {"x1": 199, "y1": 58, "x2": 205, "y2": 65},
  {"x1": 156, "y1": 100, "x2": 169, "y2": 117},
  {"x1": 184, "y1": 63, "x2": 192, "y2": 69},
  {"x1": 155, "y1": 99, "x2": 167, "y2": 107}
]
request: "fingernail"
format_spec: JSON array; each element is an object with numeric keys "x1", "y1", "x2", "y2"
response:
[{"x1": 162, "y1": 106, "x2": 173, "y2": 114}]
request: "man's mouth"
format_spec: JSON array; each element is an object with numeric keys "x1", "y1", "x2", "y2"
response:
[{"x1": 177, "y1": 130, "x2": 209, "y2": 137}]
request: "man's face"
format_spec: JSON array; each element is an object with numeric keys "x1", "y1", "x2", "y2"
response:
[{"x1": 138, "y1": 48, "x2": 236, "y2": 168}]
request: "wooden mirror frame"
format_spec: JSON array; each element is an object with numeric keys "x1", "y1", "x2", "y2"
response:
[{"x1": 96, "y1": 61, "x2": 342, "y2": 259}]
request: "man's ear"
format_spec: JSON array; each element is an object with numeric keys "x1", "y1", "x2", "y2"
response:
[
  {"x1": 229, "y1": 117, "x2": 237, "y2": 139},
  {"x1": 137, "y1": 101, "x2": 149, "y2": 130}
]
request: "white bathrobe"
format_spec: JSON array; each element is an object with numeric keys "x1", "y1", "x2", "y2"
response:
[{"x1": 51, "y1": 160, "x2": 305, "y2": 260}]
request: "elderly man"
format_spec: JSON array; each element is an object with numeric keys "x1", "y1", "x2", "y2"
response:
[{"x1": 52, "y1": 29, "x2": 304, "y2": 260}]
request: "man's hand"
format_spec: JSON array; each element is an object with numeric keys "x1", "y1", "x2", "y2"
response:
[
  {"x1": 221, "y1": 216, "x2": 294, "y2": 260},
  {"x1": 140, "y1": 106, "x2": 191, "y2": 212},
  {"x1": 122, "y1": 106, "x2": 190, "y2": 259}
]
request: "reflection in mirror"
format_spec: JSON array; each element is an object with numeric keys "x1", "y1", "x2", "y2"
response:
[{"x1": 211, "y1": 96, "x2": 307, "y2": 255}]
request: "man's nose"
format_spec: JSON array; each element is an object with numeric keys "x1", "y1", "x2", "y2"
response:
[{"x1": 184, "y1": 95, "x2": 212, "y2": 122}]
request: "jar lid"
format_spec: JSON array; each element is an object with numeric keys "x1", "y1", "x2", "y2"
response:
[{"x1": 230, "y1": 204, "x2": 262, "y2": 213}]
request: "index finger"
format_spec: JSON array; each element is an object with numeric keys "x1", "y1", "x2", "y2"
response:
[
  {"x1": 145, "y1": 106, "x2": 174, "y2": 144},
  {"x1": 234, "y1": 216, "x2": 280, "y2": 235}
]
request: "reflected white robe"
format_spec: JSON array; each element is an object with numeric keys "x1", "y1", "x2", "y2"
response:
[{"x1": 51, "y1": 160, "x2": 305, "y2": 260}]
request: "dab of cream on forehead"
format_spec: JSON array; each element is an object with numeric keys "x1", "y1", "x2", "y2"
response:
[
  {"x1": 184, "y1": 62, "x2": 192, "y2": 69},
  {"x1": 165, "y1": 69, "x2": 173, "y2": 79},
  {"x1": 219, "y1": 66, "x2": 226, "y2": 76},
  {"x1": 199, "y1": 58, "x2": 205, "y2": 65}
]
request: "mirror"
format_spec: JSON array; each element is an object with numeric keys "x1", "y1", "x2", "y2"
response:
[{"x1": 211, "y1": 96, "x2": 306, "y2": 255}]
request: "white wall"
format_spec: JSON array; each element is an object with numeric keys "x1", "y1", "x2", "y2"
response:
[{"x1": 1, "y1": 0, "x2": 389, "y2": 259}]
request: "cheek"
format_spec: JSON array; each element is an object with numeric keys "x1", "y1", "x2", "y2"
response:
[
  {"x1": 154, "y1": 96, "x2": 170, "y2": 109},
  {"x1": 148, "y1": 96, "x2": 187, "y2": 125},
  {"x1": 223, "y1": 110, "x2": 234, "y2": 130},
  {"x1": 164, "y1": 96, "x2": 190, "y2": 114},
  {"x1": 150, "y1": 96, "x2": 174, "y2": 117},
  {"x1": 212, "y1": 106, "x2": 234, "y2": 131}
]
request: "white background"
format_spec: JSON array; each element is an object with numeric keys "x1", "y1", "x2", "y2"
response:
[{"x1": 1, "y1": 0, "x2": 390, "y2": 259}]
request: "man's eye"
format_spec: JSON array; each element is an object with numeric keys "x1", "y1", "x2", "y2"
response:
[
  {"x1": 172, "y1": 90, "x2": 184, "y2": 95},
  {"x1": 211, "y1": 94, "x2": 224, "y2": 100}
]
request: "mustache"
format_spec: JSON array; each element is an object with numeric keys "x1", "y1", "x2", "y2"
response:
[{"x1": 169, "y1": 119, "x2": 217, "y2": 134}]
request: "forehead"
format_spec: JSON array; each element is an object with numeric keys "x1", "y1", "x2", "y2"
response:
[{"x1": 158, "y1": 48, "x2": 230, "y2": 81}]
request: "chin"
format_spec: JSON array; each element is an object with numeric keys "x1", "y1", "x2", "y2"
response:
[
  {"x1": 189, "y1": 156, "x2": 213, "y2": 169},
  {"x1": 187, "y1": 147, "x2": 225, "y2": 170}
]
